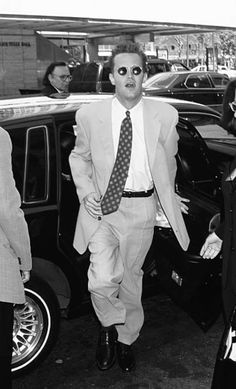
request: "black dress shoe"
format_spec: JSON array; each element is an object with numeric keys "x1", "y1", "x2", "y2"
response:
[
  {"x1": 96, "y1": 325, "x2": 117, "y2": 370},
  {"x1": 117, "y1": 342, "x2": 136, "y2": 372}
]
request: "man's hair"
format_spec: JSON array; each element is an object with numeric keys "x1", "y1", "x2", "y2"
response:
[
  {"x1": 109, "y1": 41, "x2": 147, "y2": 73},
  {"x1": 42, "y1": 62, "x2": 68, "y2": 86}
]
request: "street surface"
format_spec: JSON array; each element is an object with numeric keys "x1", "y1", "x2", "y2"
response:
[{"x1": 13, "y1": 294, "x2": 224, "y2": 389}]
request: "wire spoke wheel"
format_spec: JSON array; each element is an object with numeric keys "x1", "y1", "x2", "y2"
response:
[{"x1": 12, "y1": 277, "x2": 60, "y2": 376}]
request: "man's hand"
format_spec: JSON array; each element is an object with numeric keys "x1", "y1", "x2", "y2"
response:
[
  {"x1": 200, "y1": 232, "x2": 223, "y2": 259},
  {"x1": 175, "y1": 193, "x2": 190, "y2": 214},
  {"x1": 83, "y1": 192, "x2": 103, "y2": 219},
  {"x1": 21, "y1": 270, "x2": 30, "y2": 283}
]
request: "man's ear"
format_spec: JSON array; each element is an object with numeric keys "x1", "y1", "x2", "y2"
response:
[{"x1": 109, "y1": 73, "x2": 115, "y2": 86}]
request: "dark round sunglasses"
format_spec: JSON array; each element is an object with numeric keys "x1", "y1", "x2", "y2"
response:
[{"x1": 117, "y1": 66, "x2": 143, "y2": 76}]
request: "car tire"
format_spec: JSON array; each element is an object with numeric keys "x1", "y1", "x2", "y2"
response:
[{"x1": 11, "y1": 275, "x2": 60, "y2": 376}]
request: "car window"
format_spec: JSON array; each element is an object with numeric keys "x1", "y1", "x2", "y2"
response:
[
  {"x1": 178, "y1": 113, "x2": 236, "y2": 177},
  {"x1": 185, "y1": 74, "x2": 211, "y2": 88},
  {"x1": 191, "y1": 65, "x2": 207, "y2": 71},
  {"x1": 170, "y1": 63, "x2": 188, "y2": 71},
  {"x1": 147, "y1": 62, "x2": 170, "y2": 76},
  {"x1": 176, "y1": 119, "x2": 220, "y2": 199},
  {"x1": 24, "y1": 126, "x2": 49, "y2": 203},
  {"x1": 180, "y1": 112, "x2": 235, "y2": 139},
  {"x1": 69, "y1": 62, "x2": 99, "y2": 92},
  {"x1": 144, "y1": 73, "x2": 178, "y2": 88},
  {"x1": 10, "y1": 128, "x2": 25, "y2": 194},
  {"x1": 100, "y1": 66, "x2": 114, "y2": 92},
  {"x1": 59, "y1": 124, "x2": 75, "y2": 175},
  {"x1": 173, "y1": 78, "x2": 185, "y2": 88},
  {"x1": 210, "y1": 73, "x2": 229, "y2": 87}
]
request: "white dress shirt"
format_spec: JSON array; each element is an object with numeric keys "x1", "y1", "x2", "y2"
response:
[{"x1": 112, "y1": 97, "x2": 153, "y2": 192}]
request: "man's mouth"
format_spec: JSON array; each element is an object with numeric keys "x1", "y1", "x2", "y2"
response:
[{"x1": 125, "y1": 81, "x2": 135, "y2": 88}]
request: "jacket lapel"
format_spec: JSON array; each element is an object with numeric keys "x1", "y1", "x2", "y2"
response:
[
  {"x1": 143, "y1": 99, "x2": 161, "y2": 170},
  {"x1": 98, "y1": 98, "x2": 115, "y2": 172}
]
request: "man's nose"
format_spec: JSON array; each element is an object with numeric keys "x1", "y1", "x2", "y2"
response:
[{"x1": 126, "y1": 68, "x2": 134, "y2": 77}]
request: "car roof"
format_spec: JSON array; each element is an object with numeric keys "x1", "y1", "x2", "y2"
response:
[
  {"x1": 147, "y1": 58, "x2": 169, "y2": 63},
  {"x1": 0, "y1": 94, "x2": 110, "y2": 122},
  {"x1": 0, "y1": 93, "x2": 221, "y2": 123},
  {"x1": 143, "y1": 70, "x2": 229, "y2": 89},
  {"x1": 147, "y1": 70, "x2": 226, "y2": 76},
  {"x1": 145, "y1": 96, "x2": 221, "y2": 115}
]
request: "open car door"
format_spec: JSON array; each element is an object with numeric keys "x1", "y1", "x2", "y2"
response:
[{"x1": 146, "y1": 118, "x2": 223, "y2": 331}]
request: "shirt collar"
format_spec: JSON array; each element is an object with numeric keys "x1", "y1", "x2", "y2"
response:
[{"x1": 113, "y1": 96, "x2": 143, "y2": 115}]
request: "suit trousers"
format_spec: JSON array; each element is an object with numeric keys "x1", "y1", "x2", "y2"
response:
[
  {"x1": 0, "y1": 301, "x2": 14, "y2": 389},
  {"x1": 88, "y1": 194, "x2": 156, "y2": 345}
]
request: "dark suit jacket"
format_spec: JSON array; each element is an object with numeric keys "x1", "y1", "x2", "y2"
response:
[
  {"x1": 216, "y1": 156, "x2": 236, "y2": 291},
  {"x1": 41, "y1": 84, "x2": 58, "y2": 97}
]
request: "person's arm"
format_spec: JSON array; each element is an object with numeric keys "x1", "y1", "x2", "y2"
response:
[
  {"x1": 162, "y1": 106, "x2": 189, "y2": 214},
  {"x1": 162, "y1": 106, "x2": 179, "y2": 188},
  {"x1": 0, "y1": 128, "x2": 32, "y2": 273},
  {"x1": 69, "y1": 109, "x2": 97, "y2": 201},
  {"x1": 69, "y1": 110, "x2": 102, "y2": 219}
]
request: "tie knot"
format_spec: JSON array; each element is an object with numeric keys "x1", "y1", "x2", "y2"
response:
[{"x1": 126, "y1": 110, "x2": 130, "y2": 119}]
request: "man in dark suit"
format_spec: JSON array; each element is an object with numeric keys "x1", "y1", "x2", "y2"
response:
[
  {"x1": 41, "y1": 62, "x2": 71, "y2": 98},
  {"x1": 69, "y1": 41, "x2": 189, "y2": 373}
]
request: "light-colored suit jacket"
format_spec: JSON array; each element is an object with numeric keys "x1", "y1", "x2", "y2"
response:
[
  {"x1": 69, "y1": 97, "x2": 190, "y2": 254},
  {"x1": 0, "y1": 127, "x2": 32, "y2": 304}
]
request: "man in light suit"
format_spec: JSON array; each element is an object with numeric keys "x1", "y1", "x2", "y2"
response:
[
  {"x1": 69, "y1": 41, "x2": 189, "y2": 372},
  {"x1": 0, "y1": 127, "x2": 32, "y2": 388}
]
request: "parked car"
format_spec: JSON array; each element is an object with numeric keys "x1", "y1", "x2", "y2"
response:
[
  {"x1": 69, "y1": 61, "x2": 114, "y2": 93},
  {"x1": 143, "y1": 71, "x2": 229, "y2": 113},
  {"x1": 191, "y1": 65, "x2": 208, "y2": 72},
  {"x1": 168, "y1": 59, "x2": 190, "y2": 72},
  {"x1": 178, "y1": 104, "x2": 236, "y2": 174},
  {"x1": 217, "y1": 65, "x2": 236, "y2": 79},
  {"x1": 68, "y1": 59, "x2": 189, "y2": 93},
  {"x1": 147, "y1": 58, "x2": 189, "y2": 77},
  {"x1": 0, "y1": 94, "x2": 225, "y2": 376}
]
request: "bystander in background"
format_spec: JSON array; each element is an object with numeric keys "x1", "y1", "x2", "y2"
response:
[{"x1": 41, "y1": 62, "x2": 71, "y2": 98}]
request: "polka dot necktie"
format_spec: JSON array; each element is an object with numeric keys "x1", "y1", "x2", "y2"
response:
[{"x1": 101, "y1": 110, "x2": 132, "y2": 215}]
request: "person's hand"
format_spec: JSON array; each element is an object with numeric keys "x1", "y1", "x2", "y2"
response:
[
  {"x1": 200, "y1": 232, "x2": 223, "y2": 259},
  {"x1": 175, "y1": 193, "x2": 190, "y2": 214},
  {"x1": 83, "y1": 192, "x2": 102, "y2": 219},
  {"x1": 21, "y1": 270, "x2": 30, "y2": 283}
]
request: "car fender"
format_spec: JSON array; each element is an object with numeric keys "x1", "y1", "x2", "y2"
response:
[{"x1": 31, "y1": 257, "x2": 71, "y2": 310}]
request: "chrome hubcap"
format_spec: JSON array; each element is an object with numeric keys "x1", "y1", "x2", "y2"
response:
[{"x1": 12, "y1": 296, "x2": 44, "y2": 366}]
